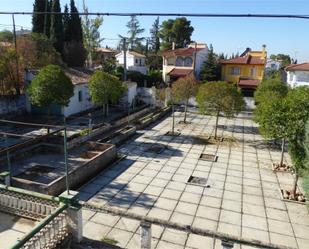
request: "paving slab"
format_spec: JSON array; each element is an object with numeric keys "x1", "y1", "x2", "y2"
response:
[{"x1": 78, "y1": 112, "x2": 309, "y2": 249}]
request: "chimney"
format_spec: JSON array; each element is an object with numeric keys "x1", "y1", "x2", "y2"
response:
[
  {"x1": 172, "y1": 42, "x2": 175, "y2": 50},
  {"x1": 262, "y1": 44, "x2": 266, "y2": 58}
]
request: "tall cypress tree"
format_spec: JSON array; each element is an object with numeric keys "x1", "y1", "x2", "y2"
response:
[
  {"x1": 199, "y1": 44, "x2": 221, "y2": 81},
  {"x1": 44, "y1": 0, "x2": 52, "y2": 38},
  {"x1": 63, "y1": 0, "x2": 86, "y2": 67},
  {"x1": 67, "y1": 0, "x2": 83, "y2": 42},
  {"x1": 50, "y1": 0, "x2": 64, "y2": 54},
  {"x1": 32, "y1": 0, "x2": 46, "y2": 33},
  {"x1": 126, "y1": 15, "x2": 144, "y2": 50},
  {"x1": 63, "y1": 4, "x2": 70, "y2": 42},
  {"x1": 150, "y1": 17, "x2": 160, "y2": 54}
]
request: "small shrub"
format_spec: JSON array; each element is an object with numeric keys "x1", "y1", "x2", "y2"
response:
[{"x1": 101, "y1": 236, "x2": 118, "y2": 245}]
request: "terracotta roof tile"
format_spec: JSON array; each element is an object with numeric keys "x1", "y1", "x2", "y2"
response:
[
  {"x1": 162, "y1": 47, "x2": 204, "y2": 57},
  {"x1": 167, "y1": 68, "x2": 193, "y2": 77},
  {"x1": 238, "y1": 79, "x2": 260, "y2": 88},
  {"x1": 285, "y1": 63, "x2": 309, "y2": 71},
  {"x1": 221, "y1": 55, "x2": 265, "y2": 65}
]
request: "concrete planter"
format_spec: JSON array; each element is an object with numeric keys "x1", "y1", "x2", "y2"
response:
[
  {"x1": 279, "y1": 188, "x2": 307, "y2": 205},
  {"x1": 12, "y1": 142, "x2": 117, "y2": 196},
  {"x1": 100, "y1": 126, "x2": 136, "y2": 145},
  {"x1": 271, "y1": 163, "x2": 293, "y2": 173},
  {"x1": 136, "y1": 107, "x2": 171, "y2": 129}
]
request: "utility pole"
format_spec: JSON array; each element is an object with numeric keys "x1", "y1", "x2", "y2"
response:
[
  {"x1": 63, "y1": 117, "x2": 69, "y2": 195},
  {"x1": 83, "y1": 0, "x2": 93, "y2": 68},
  {"x1": 193, "y1": 42, "x2": 197, "y2": 78},
  {"x1": 4, "y1": 135, "x2": 11, "y2": 185},
  {"x1": 123, "y1": 37, "x2": 127, "y2": 81},
  {"x1": 12, "y1": 14, "x2": 20, "y2": 95},
  {"x1": 145, "y1": 38, "x2": 149, "y2": 58},
  {"x1": 44, "y1": 0, "x2": 49, "y2": 36}
]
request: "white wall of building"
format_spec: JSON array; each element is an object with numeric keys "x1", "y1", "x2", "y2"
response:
[
  {"x1": 137, "y1": 87, "x2": 156, "y2": 106},
  {"x1": 194, "y1": 48, "x2": 209, "y2": 78},
  {"x1": 116, "y1": 51, "x2": 148, "y2": 75},
  {"x1": 63, "y1": 84, "x2": 94, "y2": 117},
  {"x1": 25, "y1": 70, "x2": 94, "y2": 117},
  {"x1": 286, "y1": 70, "x2": 309, "y2": 88},
  {"x1": 265, "y1": 59, "x2": 282, "y2": 71},
  {"x1": 126, "y1": 82, "x2": 137, "y2": 106}
]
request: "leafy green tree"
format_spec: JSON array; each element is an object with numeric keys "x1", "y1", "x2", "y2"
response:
[
  {"x1": 159, "y1": 17, "x2": 194, "y2": 51},
  {"x1": 254, "y1": 78, "x2": 289, "y2": 104},
  {"x1": 17, "y1": 33, "x2": 61, "y2": 68},
  {"x1": 147, "y1": 55, "x2": 163, "y2": 71},
  {"x1": 254, "y1": 96, "x2": 289, "y2": 167},
  {"x1": 27, "y1": 65, "x2": 74, "y2": 116},
  {"x1": 50, "y1": 0, "x2": 64, "y2": 54},
  {"x1": 303, "y1": 121, "x2": 309, "y2": 203},
  {"x1": 0, "y1": 30, "x2": 13, "y2": 42},
  {"x1": 150, "y1": 17, "x2": 160, "y2": 54},
  {"x1": 197, "y1": 81, "x2": 245, "y2": 139},
  {"x1": 32, "y1": 0, "x2": 46, "y2": 34},
  {"x1": 257, "y1": 86, "x2": 309, "y2": 199},
  {"x1": 0, "y1": 47, "x2": 21, "y2": 95},
  {"x1": 287, "y1": 87, "x2": 309, "y2": 196},
  {"x1": 147, "y1": 70, "x2": 163, "y2": 87},
  {"x1": 101, "y1": 57, "x2": 117, "y2": 75},
  {"x1": 200, "y1": 44, "x2": 220, "y2": 81},
  {"x1": 172, "y1": 76, "x2": 198, "y2": 123},
  {"x1": 82, "y1": 1, "x2": 103, "y2": 67},
  {"x1": 270, "y1": 54, "x2": 291, "y2": 67},
  {"x1": 125, "y1": 16, "x2": 145, "y2": 50},
  {"x1": 89, "y1": 71, "x2": 126, "y2": 116}
]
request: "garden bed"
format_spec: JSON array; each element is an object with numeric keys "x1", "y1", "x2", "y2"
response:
[
  {"x1": 178, "y1": 120, "x2": 191, "y2": 125},
  {"x1": 165, "y1": 131, "x2": 181, "y2": 136},
  {"x1": 272, "y1": 163, "x2": 293, "y2": 173},
  {"x1": 280, "y1": 189, "x2": 307, "y2": 204}
]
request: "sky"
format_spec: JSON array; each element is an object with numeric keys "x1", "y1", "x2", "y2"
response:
[{"x1": 0, "y1": 0, "x2": 309, "y2": 62}]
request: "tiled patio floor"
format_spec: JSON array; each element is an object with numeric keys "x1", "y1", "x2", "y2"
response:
[
  {"x1": 0, "y1": 212, "x2": 37, "y2": 249},
  {"x1": 79, "y1": 112, "x2": 309, "y2": 249}
]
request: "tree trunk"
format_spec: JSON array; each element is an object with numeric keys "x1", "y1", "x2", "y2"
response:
[
  {"x1": 184, "y1": 99, "x2": 188, "y2": 123},
  {"x1": 214, "y1": 110, "x2": 219, "y2": 139},
  {"x1": 280, "y1": 138, "x2": 285, "y2": 167},
  {"x1": 172, "y1": 102, "x2": 175, "y2": 135},
  {"x1": 292, "y1": 174, "x2": 299, "y2": 198},
  {"x1": 106, "y1": 104, "x2": 109, "y2": 116}
]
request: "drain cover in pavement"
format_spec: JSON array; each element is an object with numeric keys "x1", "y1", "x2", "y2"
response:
[
  {"x1": 187, "y1": 176, "x2": 207, "y2": 186},
  {"x1": 199, "y1": 153, "x2": 218, "y2": 162}
]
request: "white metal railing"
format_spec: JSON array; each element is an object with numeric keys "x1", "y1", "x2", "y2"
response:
[
  {"x1": 20, "y1": 211, "x2": 68, "y2": 249},
  {"x1": 0, "y1": 188, "x2": 58, "y2": 220}
]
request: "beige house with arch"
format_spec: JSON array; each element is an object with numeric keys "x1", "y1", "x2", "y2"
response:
[{"x1": 161, "y1": 43, "x2": 208, "y2": 83}]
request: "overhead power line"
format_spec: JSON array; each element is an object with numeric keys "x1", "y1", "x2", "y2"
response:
[{"x1": 0, "y1": 12, "x2": 309, "y2": 20}]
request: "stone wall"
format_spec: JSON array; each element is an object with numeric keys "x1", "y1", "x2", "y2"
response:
[{"x1": 0, "y1": 95, "x2": 26, "y2": 115}]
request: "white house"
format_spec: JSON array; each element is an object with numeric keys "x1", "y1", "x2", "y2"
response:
[
  {"x1": 25, "y1": 68, "x2": 94, "y2": 117},
  {"x1": 265, "y1": 59, "x2": 282, "y2": 71},
  {"x1": 161, "y1": 43, "x2": 209, "y2": 83},
  {"x1": 115, "y1": 51, "x2": 148, "y2": 75},
  {"x1": 285, "y1": 63, "x2": 309, "y2": 88}
]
